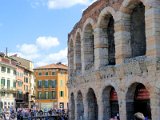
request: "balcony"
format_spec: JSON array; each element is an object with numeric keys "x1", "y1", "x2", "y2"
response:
[{"x1": 0, "y1": 87, "x2": 17, "y2": 93}]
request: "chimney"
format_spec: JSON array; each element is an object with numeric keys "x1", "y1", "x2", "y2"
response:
[
  {"x1": 56, "y1": 62, "x2": 62, "y2": 65},
  {"x1": 13, "y1": 54, "x2": 17, "y2": 57}
]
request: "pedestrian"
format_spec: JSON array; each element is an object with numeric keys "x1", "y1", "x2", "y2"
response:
[{"x1": 134, "y1": 112, "x2": 145, "y2": 120}]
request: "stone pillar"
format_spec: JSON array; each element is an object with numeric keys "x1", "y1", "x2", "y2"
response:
[
  {"x1": 81, "y1": 38, "x2": 85, "y2": 74},
  {"x1": 68, "y1": 95, "x2": 72, "y2": 120},
  {"x1": 97, "y1": 99, "x2": 103, "y2": 120},
  {"x1": 114, "y1": 11, "x2": 132, "y2": 64},
  {"x1": 145, "y1": 2, "x2": 160, "y2": 57},
  {"x1": 150, "y1": 89, "x2": 160, "y2": 120},
  {"x1": 75, "y1": 97, "x2": 78, "y2": 120},
  {"x1": 94, "y1": 27, "x2": 109, "y2": 70},
  {"x1": 83, "y1": 95, "x2": 88, "y2": 120}
]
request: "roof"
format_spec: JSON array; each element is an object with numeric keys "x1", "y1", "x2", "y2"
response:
[
  {"x1": 34, "y1": 63, "x2": 68, "y2": 70},
  {"x1": 10, "y1": 55, "x2": 34, "y2": 71}
]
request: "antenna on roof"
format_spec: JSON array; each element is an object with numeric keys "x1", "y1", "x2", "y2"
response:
[{"x1": 6, "y1": 47, "x2": 8, "y2": 56}]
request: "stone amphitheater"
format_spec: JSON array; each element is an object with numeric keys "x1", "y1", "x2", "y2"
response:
[{"x1": 67, "y1": 0, "x2": 160, "y2": 120}]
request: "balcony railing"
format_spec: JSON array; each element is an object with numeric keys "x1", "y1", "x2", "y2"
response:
[{"x1": 0, "y1": 87, "x2": 17, "y2": 93}]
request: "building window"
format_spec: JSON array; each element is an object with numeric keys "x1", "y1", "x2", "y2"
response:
[
  {"x1": 52, "y1": 91, "x2": 56, "y2": 99},
  {"x1": 45, "y1": 72, "x2": 48, "y2": 76},
  {"x1": 24, "y1": 77, "x2": 28, "y2": 83},
  {"x1": 1, "y1": 78, "x2": 5, "y2": 87},
  {"x1": 24, "y1": 71, "x2": 29, "y2": 76},
  {"x1": 60, "y1": 80, "x2": 63, "y2": 87},
  {"x1": 18, "y1": 81, "x2": 23, "y2": 87},
  {"x1": 7, "y1": 79, "x2": 10, "y2": 89},
  {"x1": 38, "y1": 80, "x2": 42, "y2": 88},
  {"x1": 45, "y1": 80, "x2": 48, "y2": 88},
  {"x1": 52, "y1": 72, "x2": 56, "y2": 75},
  {"x1": 18, "y1": 91, "x2": 22, "y2": 99},
  {"x1": 7, "y1": 68, "x2": 10, "y2": 73},
  {"x1": 38, "y1": 92, "x2": 42, "y2": 99},
  {"x1": 52, "y1": 80, "x2": 56, "y2": 88},
  {"x1": 13, "y1": 70, "x2": 16, "y2": 75},
  {"x1": 13, "y1": 80, "x2": 16, "y2": 88},
  {"x1": 61, "y1": 72, "x2": 63, "y2": 75},
  {"x1": 1, "y1": 66, "x2": 6, "y2": 72},
  {"x1": 60, "y1": 91, "x2": 64, "y2": 97},
  {"x1": 38, "y1": 72, "x2": 42, "y2": 76}
]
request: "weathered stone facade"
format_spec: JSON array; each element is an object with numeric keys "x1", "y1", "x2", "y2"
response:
[{"x1": 68, "y1": 0, "x2": 160, "y2": 120}]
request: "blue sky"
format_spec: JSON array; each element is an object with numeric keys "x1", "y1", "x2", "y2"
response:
[{"x1": 0, "y1": 0, "x2": 95, "y2": 67}]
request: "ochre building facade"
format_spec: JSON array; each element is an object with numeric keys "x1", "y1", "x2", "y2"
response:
[
  {"x1": 68, "y1": 0, "x2": 160, "y2": 120},
  {"x1": 34, "y1": 63, "x2": 68, "y2": 110}
]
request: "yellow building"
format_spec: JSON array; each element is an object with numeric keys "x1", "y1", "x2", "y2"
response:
[{"x1": 34, "y1": 62, "x2": 68, "y2": 111}]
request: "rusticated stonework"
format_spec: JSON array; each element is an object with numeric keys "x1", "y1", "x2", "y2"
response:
[{"x1": 68, "y1": 0, "x2": 160, "y2": 120}]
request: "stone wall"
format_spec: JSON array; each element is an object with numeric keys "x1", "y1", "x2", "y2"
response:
[{"x1": 68, "y1": 0, "x2": 160, "y2": 120}]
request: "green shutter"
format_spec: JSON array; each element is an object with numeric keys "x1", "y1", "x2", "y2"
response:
[
  {"x1": 52, "y1": 80, "x2": 56, "y2": 88},
  {"x1": 42, "y1": 80, "x2": 45, "y2": 87},
  {"x1": 49, "y1": 80, "x2": 52, "y2": 87},
  {"x1": 53, "y1": 91, "x2": 56, "y2": 99},
  {"x1": 42, "y1": 92, "x2": 45, "y2": 99},
  {"x1": 49, "y1": 92, "x2": 52, "y2": 99}
]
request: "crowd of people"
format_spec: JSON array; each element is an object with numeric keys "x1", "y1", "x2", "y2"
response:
[{"x1": 0, "y1": 108, "x2": 68, "y2": 120}]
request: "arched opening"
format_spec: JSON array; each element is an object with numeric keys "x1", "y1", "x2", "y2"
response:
[
  {"x1": 99, "y1": 14, "x2": 115, "y2": 65},
  {"x1": 87, "y1": 88, "x2": 98, "y2": 120},
  {"x1": 77, "y1": 91, "x2": 84, "y2": 120},
  {"x1": 126, "y1": 83, "x2": 151, "y2": 120},
  {"x1": 69, "y1": 39, "x2": 74, "y2": 76},
  {"x1": 107, "y1": 15, "x2": 115, "y2": 65},
  {"x1": 102, "y1": 86, "x2": 119, "y2": 120},
  {"x1": 130, "y1": 2, "x2": 146, "y2": 57},
  {"x1": 75, "y1": 33, "x2": 81, "y2": 72},
  {"x1": 83, "y1": 24, "x2": 94, "y2": 70},
  {"x1": 70, "y1": 93, "x2": 75, "y2": 120}
]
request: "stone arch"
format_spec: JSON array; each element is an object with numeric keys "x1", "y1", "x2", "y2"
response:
[
  {"x1": 102, "y1": 86, "x2": 119, "y2": 120},
  {"x1": 96, "y1": 7, "x2": 116, "y2": 65},
  {"x1": 77, "y1": 90, "x2": 84, "y2": 120},
  {"x1": 82, "y1": 19, "x2": 94, "y2": 70},
  {"x1": 70, "y1": 93, "x2": 75, "y2": 120},
  {"x1": 126, "y1": 82, "x2": 151, "y2": 120},
  {"x1": 75, "y1": 29, "x2": 82, "y2": 72},
  {"x1": 82, "y1": 18, "x2": 95, "y2": 34},
  {"x1": 120, "y1": 0, "x2": 146, "y2": 58},
  {"x1": 121, "y1": 0, "x2": 147, "y2": 10},
  {"x1": 87, "y1": 88, "x2": 98, "y2": 120},
  {"x1": 97, "y1": 6, "x2": 116, "y2": 26}
]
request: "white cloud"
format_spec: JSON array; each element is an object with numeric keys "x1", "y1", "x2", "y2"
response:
[
  {"x1": 30, "y1": 0, "x2": 46, "y2": 8},
  {"x1": 47, "y1": 47, "x2": 67, "y2": 64},
  {"x1": 47, "y1": 0, "x2": 92, "y2": 9},
  {"x1": 36, "y1": 36, "x2": 60, "y2": 49},
  {"x1": 48, "y1": 0, "x2": 96, "y2": 9},
  {"x1": 16, "y1": 44, "x2": 38, "y2": 54},
  {"x1": 29, "y1": 0, "x2": 95, "y2": 9},
  {"x1": 14, "y1": 37, "x2": 67, "y2": 67},
  {"x1": 34, "y1": 47, "x2": 68, "y2": 67}
]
